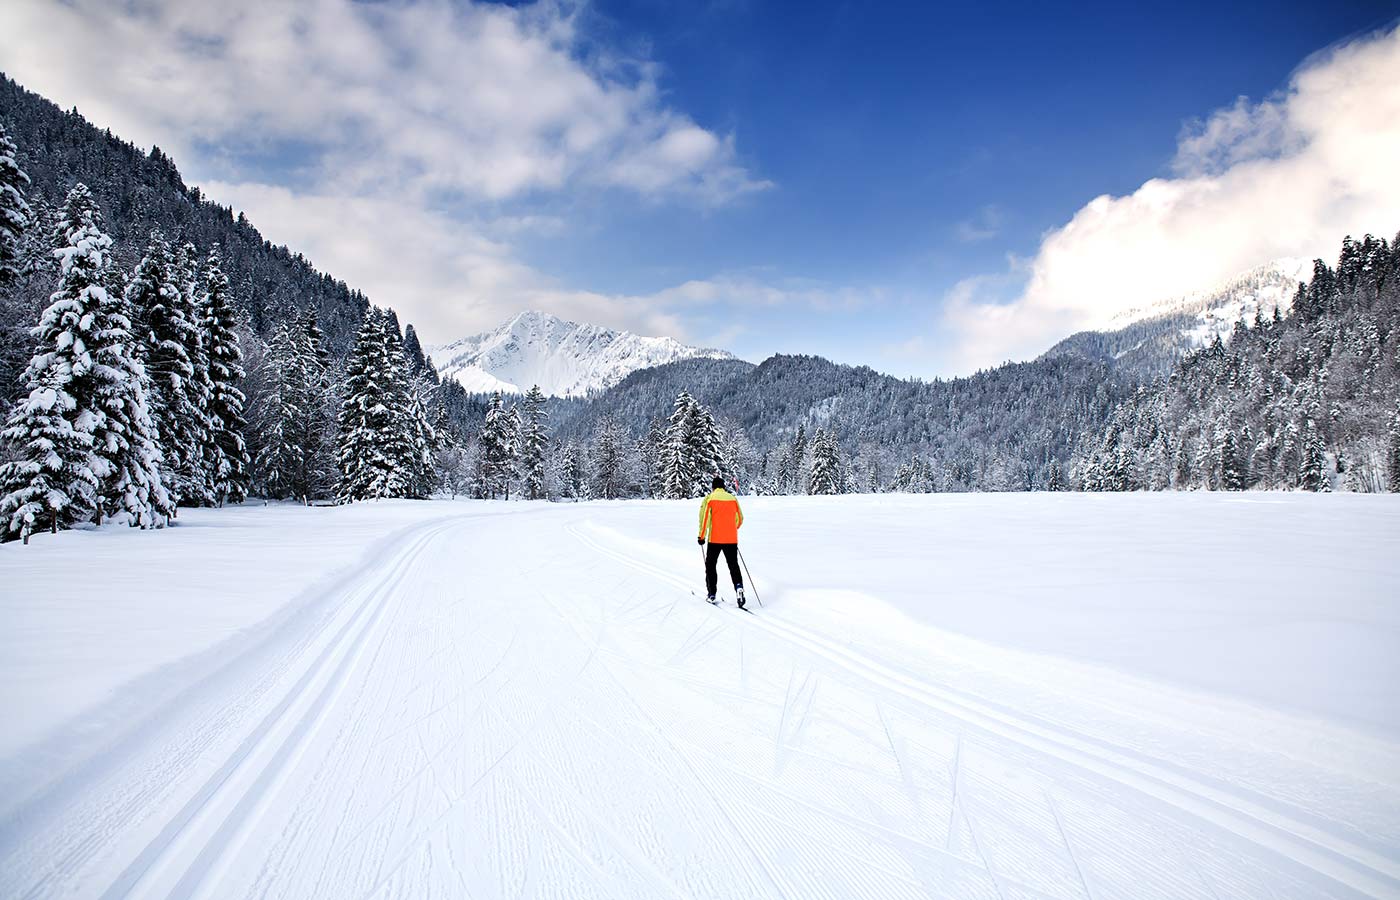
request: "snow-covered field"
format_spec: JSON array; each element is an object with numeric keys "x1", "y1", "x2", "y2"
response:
[{"x1": 1, "y1": 494, "x2": 1397, "y2": 899}]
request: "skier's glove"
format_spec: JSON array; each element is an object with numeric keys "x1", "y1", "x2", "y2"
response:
[{"x1": 697, "y1": 537, "x2": 705, "y2": 546}]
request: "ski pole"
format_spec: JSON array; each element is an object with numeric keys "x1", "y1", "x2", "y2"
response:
[{"x1": 738, "y1": 548, "x2": 763, "y2": 607}]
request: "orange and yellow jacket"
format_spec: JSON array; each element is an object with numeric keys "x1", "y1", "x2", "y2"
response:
[{"x1": 698, "y1": 488, "x2": 744, "y2": 544}]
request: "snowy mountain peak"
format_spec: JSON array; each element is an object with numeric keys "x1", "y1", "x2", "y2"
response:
[
  {"x1": 1041, "y1": 258, "x2": 1314, "y2": 378},
  {"x1": 430, "y1": 310, "x2": 736, "y2": 397},
  {"x1": 1104, "y1": 258, "x2": 1311, "y2": 330}
]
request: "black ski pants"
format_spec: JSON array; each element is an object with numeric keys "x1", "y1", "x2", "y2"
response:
[{"x1": 705, "y1": 542, "x2": 742, "y2": 597}]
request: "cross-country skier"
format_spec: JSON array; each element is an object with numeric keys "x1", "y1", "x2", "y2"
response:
[{"x1": 698, "y1": 475, "x2": 745, "y2": 608}]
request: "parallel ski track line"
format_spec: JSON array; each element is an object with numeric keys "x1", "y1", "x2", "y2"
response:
[
  {"x1": 98, "y1": 516, "x2": 466, "y2": 900},
  {"x1": 566, "y1": 522, "x2": 1400, "y2": 899}
]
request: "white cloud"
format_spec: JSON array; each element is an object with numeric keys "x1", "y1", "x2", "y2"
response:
[
  {"x1": 204, "y1": 181, "x2": 852, "y2": 349},
  {"x1": 942, "y1": 25, "x2": 1400, "y2": 374},
  {"x1": 0, "y1": 0, "x2": 766, "y2": 204},
  {"x1": 0, "y1": 0, "x2": 782, "y2": 347}
]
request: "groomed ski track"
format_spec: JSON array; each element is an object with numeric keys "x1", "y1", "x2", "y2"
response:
[{"x1": 1, "y1": 501, "x2": 1396, "y2": 899}]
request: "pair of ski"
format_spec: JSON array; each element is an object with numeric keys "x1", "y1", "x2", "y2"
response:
[{"x1": 695, "y1": 590, "x2": 754, "y2": 614}]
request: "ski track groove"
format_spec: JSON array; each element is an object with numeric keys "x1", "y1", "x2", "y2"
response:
[
  {"x1": 566, "y1": 521, "x2": 1400, "y2": 899},
  {"x1": 545, "y1": 591, "x2": 793, "y2": 900},
  {"x1": 94, "y1": 517, "x2": 462, "y2": 900},
  {"x1": 1045, "y1": 788, "x2": 1095, "y2": 900}
]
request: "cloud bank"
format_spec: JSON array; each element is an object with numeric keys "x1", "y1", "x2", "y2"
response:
[
  {"x1": 0, "y1": 0, "x2": 765, "y2": 204},
  {"x1": 943, "y1": 24, "x2": 1400, "y2": 374},
  {"x1": 0, "y1": 0, "x2": 778, "y2": 344}
]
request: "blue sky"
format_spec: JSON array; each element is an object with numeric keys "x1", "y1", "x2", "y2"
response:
[{"x1": 3, "y1": 0, "x2": 1399, "y2": 376}]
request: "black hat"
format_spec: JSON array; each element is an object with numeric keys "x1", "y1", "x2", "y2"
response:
[{"x1": 711, "y1": 475, "x2": 725, "y2": 489}]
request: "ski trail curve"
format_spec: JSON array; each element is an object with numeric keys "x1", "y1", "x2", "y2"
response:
[{"x1": 566, "y1": 520, "x2": 1399, "y2": 898}]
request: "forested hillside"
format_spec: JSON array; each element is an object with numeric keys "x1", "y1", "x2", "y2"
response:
[
  {"x1": 0, "y1": 75, "x2": 369, "y2": 355},
  {"x1": 555, "y1": 352, "x2": 1135, "y2": 492},
  {"x1": 1079, "y1": 233, "x2": 1400, "y2": 492}
]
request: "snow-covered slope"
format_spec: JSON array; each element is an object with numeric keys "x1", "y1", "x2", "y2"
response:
[
  {"x1": 430, "y1": 310, "x2": 736, "y2": 397},
  {"x1": 1043, "y1": 259, "x2": 1311, "y2": 377},
  {"x1": 2, "y1": 495, "x2": 1398, "y2": 898},
  {"x1": 1106, "y1": 258, "x2": 1311, "y2": 331}
]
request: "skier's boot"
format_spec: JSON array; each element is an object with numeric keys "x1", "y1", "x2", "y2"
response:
[
  {"x1": 735, "y1": 585, "x2": 746, "y2": 609},
  {"x1": 706, "y1": 594, "x2": 718, "y2": 605}
]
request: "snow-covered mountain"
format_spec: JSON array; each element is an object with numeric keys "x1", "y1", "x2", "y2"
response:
[
  {"x1": 1042, "y1": 259, "x2": 1311, "y2": 377},
  {"x1": 430, "y1": 310, "x2": 736, "y2": 397}
]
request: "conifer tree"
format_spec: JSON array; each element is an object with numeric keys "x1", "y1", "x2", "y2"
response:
[
  {"x1": 694, "y1": 403, "x2": 725, "y2": 486},
  {"x1": 295, "y1": 309, "x2": 338, "y2": 500},
  {"x1": 177, "y1": 242, "x2": 215, "y2": 504},
  {"x1": 592, "y1": 415, "x2": 628, "y2": 499},
  {"x1": 520, "y1": 385, "x2": 549, "y2": 500},
  {"x1": 199, "y1": 247, "x2": 249, "y2": 505},
  {"x1": 88, "y1": 244, "x2": 172, "y2": 528},
  {"x1": 255, "y1": 322, "x2": 302, "y2": 499},
  {"x1": 808, "y1": 429, "x2": 842, "y2": 495},
  {"x1": 790, "y1": 424, "x2": 808, "y2": 494},
  {"x1": 0, "y1": 210, "x2": 109, "y2": 540},
  {"x1": 401, "y1": 366, "x2": 440, "y2": 498},
  {"x1": 1219, "y1": 428, "x2": 1247, "y2": 491},
  {"x1": 478, "y1": 392, "x2": 518, "y2": 499},
  {"x1": 0, "y1": 122, "x2": 31, "y2": 291},
  {"x1": 557, "y1": 440, "x2": 585, "y2": 501},
  {"x1": 127, "y1": 230, "x2": 203, "y2": 507},
  {"x1": 659, "y1": 391, "x2": 701, "y2": 499},
  {"x1": 1300, "y1": 420, "x2": 1329, "y2": 492},
  {"x1": 338, "y1": 308, "x2": 410, "y2": 501},
  {"x1": 375, "y1": 315, "x2": 431, "y2": 497}
]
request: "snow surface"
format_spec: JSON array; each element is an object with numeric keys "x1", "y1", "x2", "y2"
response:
[
  {"x1": 430, "y1": 310, "x2": 735, "y2": 397},
  {"x1": 1, "y1": 493, "x2": 1398, "y2": 898}
]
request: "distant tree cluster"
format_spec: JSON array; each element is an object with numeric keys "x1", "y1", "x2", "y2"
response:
[{"x1": 1079, "y1": 233, "x2": 1400, "y2": 492}]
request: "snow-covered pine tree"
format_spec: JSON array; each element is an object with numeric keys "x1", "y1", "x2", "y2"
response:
[
  {"x1": 0, "y1": 121, "x2": 31, "y2": 291},
  {"x1": 401, "y1": 365, "x2": 440, "y2": 499},
  {"x1": 198, "y1": 247, "x2": 249, "y2": 506},
  {"x1": 374, "y1": 315, "x2": 426, "y2": 497},
  {"x1": 557, "y1": 440, "x2": 585, "y2": 501},
  {"x1": 503, "y1": 403, "x2": 522, "y2": 500},
  {"x1": 789, "y1": 424, "x2": 808, "y2": 494},
  {"x1": 1219, "y1": 428, "x2": 1248, "y2": 491},
  {"x1": 253, "y1": 322, "x2": 302, "y2": 500},
  {"x1": 338, "y1": 308, "x2": 411, "y2": 501},
  {"x1": 658, "y1": 391, "x2": 700, "y2": 499},
  {"x1": 693, "y1": 403, "x2": 725, "y2": 489},
  {"x1": 295, "y1": 309, "x2": 339, "y2": 500},
  {"x1": 126, "y1": 230, "x2": 203, "y2": 508},
  {"x1": 591, "y1": 414, "x2": 628, "y2": 499},
  {"x1": 1045, "y1": 459, "x2": 1067, "y2": 492},
  {"x1": 0, "y1": 208, "x2": 111, "y2": 540},
  {"x1": 176, "y1": 241, "x2": 215, "y2": 505},
  {"x1": 87, "y1": 242, "x2": 172, "y2": 529},
  {"x1": 1300, "y1": 420, "x2": 1329, "y2": 492},
  {"x1": 477, "y1": 393, "x2": 508, "y2": 499},
  {"x1": 520, "y1": 385, "x2": 549, "y2": 500},
  {"x1": 808, "y1": 429, "x2": 842, "y2": 495},
  {"x1": 0, "y1": 123, "x2": 35, "y2": 416}
]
